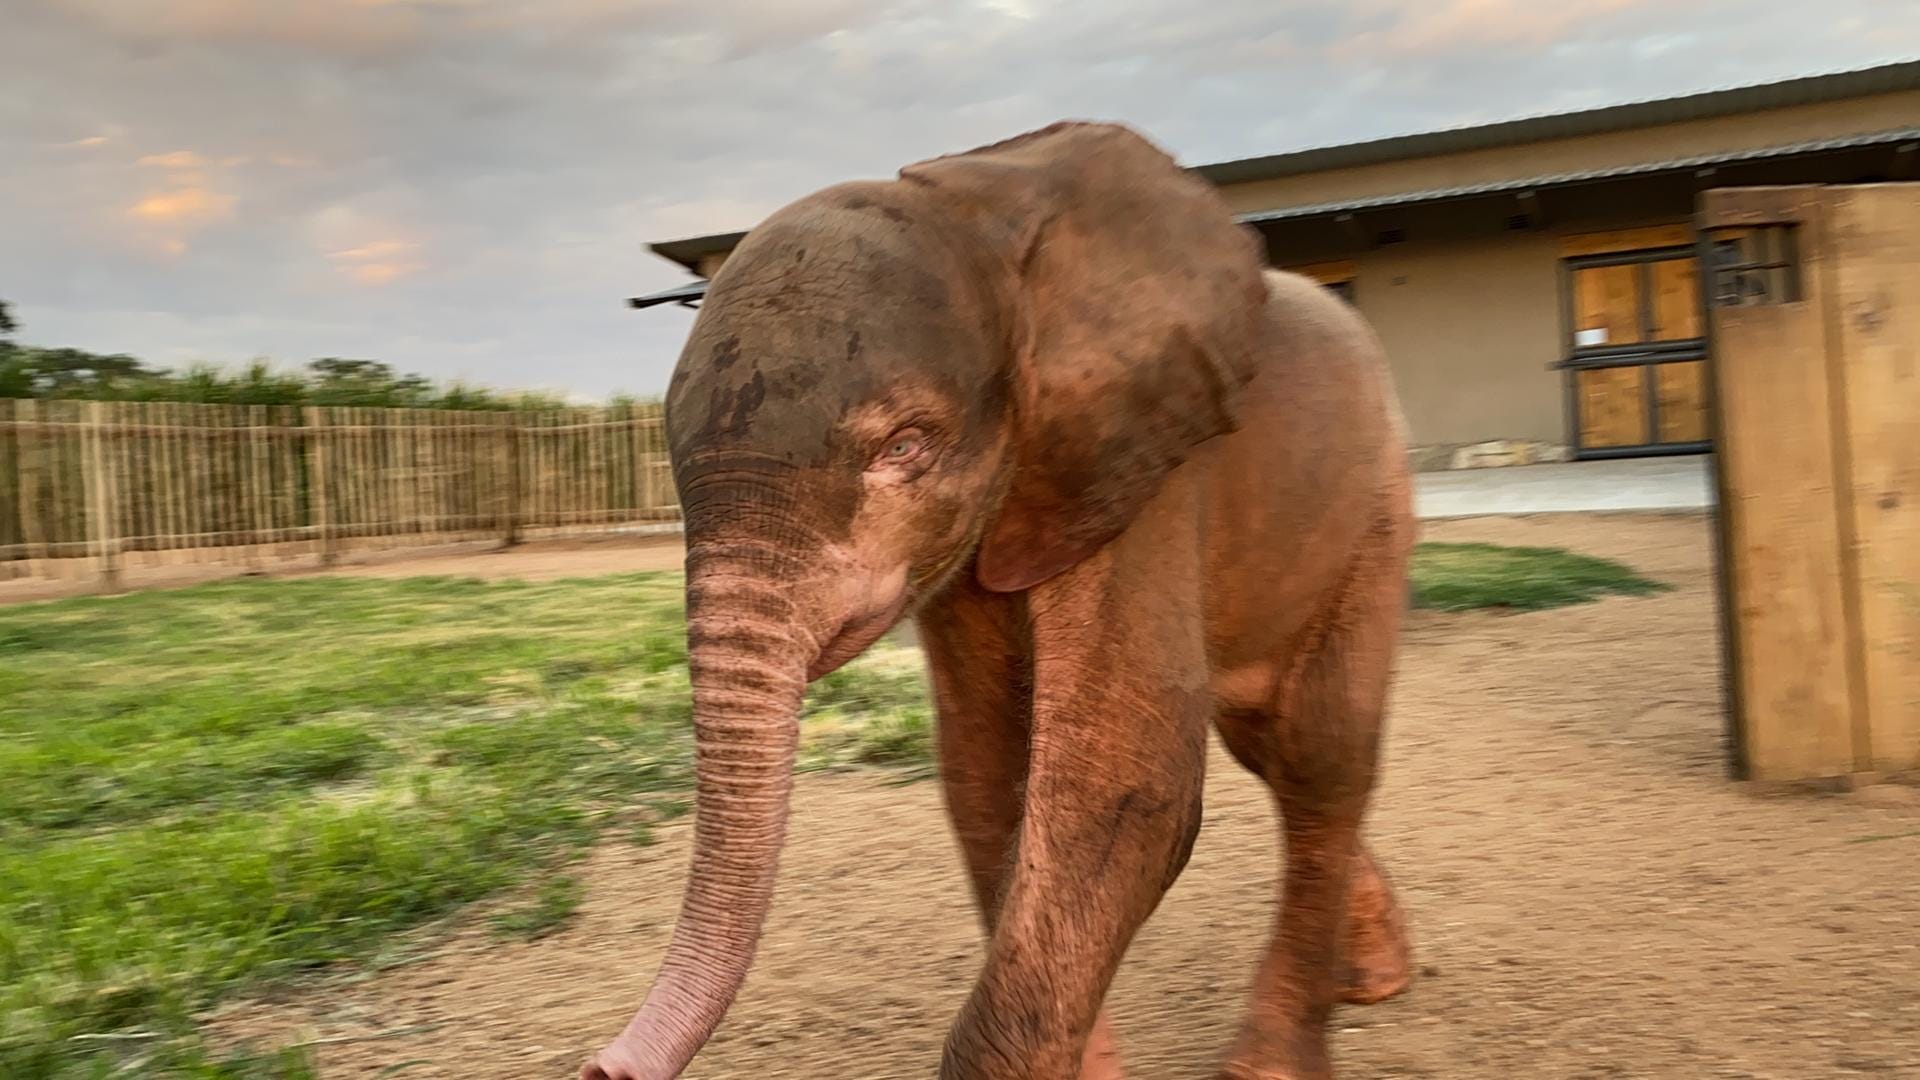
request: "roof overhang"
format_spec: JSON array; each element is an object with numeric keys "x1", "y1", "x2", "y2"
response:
[
  {"x1": 628, "y1": 128, "x2": 1919, "y2": 312},
  {"x1": 1196, "y1": 59, "x2": 1920, "y2": 187},
  {"x1": 1238, "y1": 126, "x2": 1920, "y2": 224},
  {"x1": 649, "y1": 230, "x2": 750, "y2": 275},
  {"x1": 627, "y1": 278, "x2": 710, "y2": 310}
]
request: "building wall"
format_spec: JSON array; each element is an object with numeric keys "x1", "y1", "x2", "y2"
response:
[
  {"x1": 688, "y1": 221, "x2": 1647, "y2": 454},
  {"x1": 1215, "y1": 90, "x2": 1920, "y2": 215},
  {"x1": 1341, "y1": 230, "x2": 1566, "y2": 449},
  {"x1": 666, "y1": 92, "x2": 1915, "y2": 463}
]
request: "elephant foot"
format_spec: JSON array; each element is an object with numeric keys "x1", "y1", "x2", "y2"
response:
[
  {"x1": 1218, "y1": 1024, "x2": 1331, "y2": 1080},
  {"x1": 1337, "y1": 850, "x2": 1413, "y2": 1006},
  {"x1": 1081, "y1": 1011, "x2": 1127, "y2": 1080}
]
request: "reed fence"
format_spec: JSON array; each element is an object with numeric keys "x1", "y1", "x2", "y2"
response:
[{"x1": 0, "y1": 400, "x2": 680, "y2": 586}]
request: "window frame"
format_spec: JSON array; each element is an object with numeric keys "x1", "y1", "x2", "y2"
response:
[{"x1": 1557, "y1": 242, "x2": 1713, "y2": 459}]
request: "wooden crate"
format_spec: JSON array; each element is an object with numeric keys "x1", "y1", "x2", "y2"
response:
[{"x1": 1703, "y1": 183, "x2": 1920, "y2": 782}]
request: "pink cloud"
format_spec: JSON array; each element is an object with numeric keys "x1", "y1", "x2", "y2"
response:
[{"x1": 1338, "y1": 0, "x2": 1667, "y2": 58}]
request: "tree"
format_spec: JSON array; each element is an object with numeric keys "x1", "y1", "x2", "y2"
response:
[{"x1": 0, "y1": 306, "x2": 589, "y2": 409}]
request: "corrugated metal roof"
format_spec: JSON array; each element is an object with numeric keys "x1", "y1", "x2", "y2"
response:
[
  {"x1": 626, "y1": 278, "x2": 710, "y2": 309},
  {"x1": 1197, "y1": 58, "x2": 1920, "y2": 186},
  {"x1": 1238, "y1": 127, "x2": 1920, "y2": 223},
  {"x1": 630, "y1": 127, "x2": 1917, "y2": 311},
  {"x1": 640, "y1": 59, "x2": 1920, "y2": 278},
  {"x1": 650, "y1": 232, "x2": 749, "y2": 274}
]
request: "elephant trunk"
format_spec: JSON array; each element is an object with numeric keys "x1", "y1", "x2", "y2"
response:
[{"x1": 607, "y1": 560, "x2": 813, "y2": 1077}]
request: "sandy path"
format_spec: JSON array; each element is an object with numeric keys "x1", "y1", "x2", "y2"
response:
[{"x1": 205, "y1": 513, "x2": 1920, "y2": 1077}]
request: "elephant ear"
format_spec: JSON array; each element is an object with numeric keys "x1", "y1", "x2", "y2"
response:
[{"x1": 900, "y1": 121, "x2": 1270, "y2": 592}]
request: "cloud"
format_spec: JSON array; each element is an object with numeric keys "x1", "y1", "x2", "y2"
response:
[
  {"x1": 127, "y1": 186, "x2": 234, "y2": 223},
  {"x1": 137, "y1": 150, "x2": 209, "y2": 169},
  {"x1": 121, "y1": 147, "x2": 247, "y2": 251},
  {"x1": 3, "y1": 0, "x2": 1912, "y2": 398},
  {"x1": 328, "y1": 239, "x2": 427, "y2": 285},
  {"x1": 1340, "y1": 0, "x2": 1665, "y2": 57},
  {"x1": 46, "y1": 0, "x2": 432, "y2": 57}
]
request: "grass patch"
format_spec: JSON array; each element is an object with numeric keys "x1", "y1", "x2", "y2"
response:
[
  {"x1": 1411, "y1": 542, "x2": 1669, "y2": 612},
  {"x1": 0, "y1": 538, "x2": 1650, "y2": 1075},
  {"x1": 490, "y1": 876, "x2": 585, "y2": 941},
  {"x1": 799, "y1": 643, "x2": 934, "y2": 773},
  {"x1": 0, "y1": 573, "x2": 926, "y2": 1079}
]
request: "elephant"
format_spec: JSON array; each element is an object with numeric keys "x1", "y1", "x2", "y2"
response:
[{"x1": 583, "y1": 120, "x2": 1416, "y2": 1080}]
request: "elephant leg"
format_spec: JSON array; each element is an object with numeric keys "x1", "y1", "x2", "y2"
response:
[
  {"x1": 919, "y1": 579, "x2": 1129, "y2": 1080},
  {"x1": 919, "y1": 577, "x2": 1031, "y2": 924},
  {"x1": 938, "y1": 546, "x2": 1209, "y2": 1080},
  {"x1": 1214, "y1": 552, "x2": 1411, "y2": 1080},
  {"x1": 1217, "y1": 745, "x2": 1410, "y2": 1010},
  {"x1": 1337, "y1": 848, "x2": 1411, "y2": 1006}
]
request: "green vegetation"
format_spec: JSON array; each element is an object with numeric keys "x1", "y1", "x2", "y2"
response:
[
  {"x1": 490, "y1": 876, "x2": 586, "y2": 941},
  {"x1": 0, "y1": 573, "x2": 926, "y2": 1078},
  {"x1": 0, "y1": 351, "x2": 582, "y2": 410},
  {"x1": 0, "y1": 298, "x2": 614, "y2": 408},
  {"x1": 0, "y1": 539, "x2": 1659, "y2": 1076},
  {"x1": 1411, "y1": 541, "x2": 1670, "y2": 611}
]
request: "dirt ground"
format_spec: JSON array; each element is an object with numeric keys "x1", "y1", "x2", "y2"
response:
[
  {"x1": 194, "y1": 512, "x2": 1920, "y2": 1078},
  {"x1": 0, "y1": 532, "x2": 690, "y2": 606}
]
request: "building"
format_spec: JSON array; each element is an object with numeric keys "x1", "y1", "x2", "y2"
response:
[{"x1": 630, "y1": 60, "x2": 1920, "y2": 468}]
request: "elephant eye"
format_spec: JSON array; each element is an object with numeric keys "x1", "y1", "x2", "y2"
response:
[{"x1": 872, "y1": 427, "x2": 928, "y2": 469}]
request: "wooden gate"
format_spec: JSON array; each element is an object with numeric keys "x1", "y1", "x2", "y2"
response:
[{"x1": 1705, "y1": 183, "x2": 1920, "y2": 783}]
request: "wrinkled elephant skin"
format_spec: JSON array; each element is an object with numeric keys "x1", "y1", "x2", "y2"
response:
[{"x1": 583, "y1": 121, "x2": 1417, "y2": 1080}]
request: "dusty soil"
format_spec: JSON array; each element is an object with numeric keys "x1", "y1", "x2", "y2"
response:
[
  {"x1": 0, "y1": 533, "x2": 689, "y2": 605},
  {"x1": 204, "y1": 512, "x2": 1920, "y2": 1078}
]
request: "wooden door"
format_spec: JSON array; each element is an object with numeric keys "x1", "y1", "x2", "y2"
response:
[{"x1": 1563, "y1": 238, "x2": 1710, "y2": 456}]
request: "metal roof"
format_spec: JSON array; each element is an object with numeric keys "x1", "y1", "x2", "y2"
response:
[
  {"x1": 626, "y1": 278, "x2": 710, "y2": 310},
  {"x1": 638, "y1": 58, "x2": 1920, "y2": 283},
  {"x1": 628, "y1": 125, "x2": 1917, "y2": 311},
  {"x1": 650, "y1": 231, "x2": 749, "y2": 275},
  {"x1": 1238, "y1": 126, "x2": 1920, "y2": 224},
  {"x1": 1196, "y1": 58, "x2": 1920, "y2": 187}
]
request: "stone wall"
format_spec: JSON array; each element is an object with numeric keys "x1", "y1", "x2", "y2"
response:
[{"x1": 1408, "y1": 439, "x2": 1574, "y2": 473}]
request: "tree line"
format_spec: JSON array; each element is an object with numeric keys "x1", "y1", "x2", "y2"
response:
[{"x1": 0, "y1": 299, "x2": 622, "y2": 410}]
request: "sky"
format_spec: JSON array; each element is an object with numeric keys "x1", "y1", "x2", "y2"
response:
[{"x1": 3, "y1": 1, "x2": 1916, "y2": 400}]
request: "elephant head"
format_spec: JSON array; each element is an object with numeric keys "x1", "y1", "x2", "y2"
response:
[{"x1": 586, "y1": 121, "x2": 1271, "y2": 1079}]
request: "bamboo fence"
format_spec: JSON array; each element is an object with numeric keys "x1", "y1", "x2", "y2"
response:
[{"x1": 0, "y1": 400, "x2": 679, "y2": 585}]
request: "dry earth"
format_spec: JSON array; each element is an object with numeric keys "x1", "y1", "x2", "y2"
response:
[{"x1": 180, "y1": 513, "x2": 1920, "y2": 1077}]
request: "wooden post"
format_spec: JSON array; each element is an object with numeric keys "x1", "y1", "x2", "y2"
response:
[
  {"x1": 1706, "y1": 183, "x2": 1920, "y2": 781},
  {"x1": 640, "y1": 413, "x2": 658, "y2": 520},
  {"x1": 306, "y1": 407, "x2": 337, "y2": 566},
  {"x1": 84, "y1": 401, "x2": 121, "y2": 591},
  {"x1": 278, "y1": 406, "x2": 296, "y2": 560},
  {"x1": 123, "y1": 402, "x2": 142, "y2": 570},
  {"x1": 1, "y1": 400, "x2": 21, "y2": 580},
  {"x1": 499, "y1": 411, "x2": 521, "y2": 548},
  {"x1": 18, "y1": 400, "x2": 46, "y2": 575},
  {"x1": 161, "y1": 402, "x2": 179, "y2": 563},
  {"x1": 1828, "y1": 185, "x2": 1920, "y2": 775},
  {"x1": 242, "y1": 404, "x2": 261, "y2": 573}
]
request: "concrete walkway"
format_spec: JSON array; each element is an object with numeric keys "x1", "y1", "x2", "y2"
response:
[{"x1": 1414, "y1": 455, "x2": 1714, "y2": 520}]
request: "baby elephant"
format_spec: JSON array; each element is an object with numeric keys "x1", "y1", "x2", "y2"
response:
[{"x1": 585, "y1": 120, "x2": 1415, "y2": 1080}]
